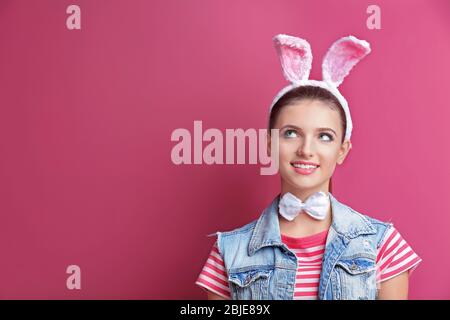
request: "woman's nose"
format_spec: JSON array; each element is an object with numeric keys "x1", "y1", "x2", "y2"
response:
[{"x1": 297, "y1": 137, "x2": 314, "y2": 157}]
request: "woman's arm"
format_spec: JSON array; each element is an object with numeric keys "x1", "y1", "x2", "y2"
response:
[
  {"x1": 207, "y1": 291, "x2": 228, "y2": 300},
  {"x1": 377, "y1": 271, "x2": 409, "y2": 300}
]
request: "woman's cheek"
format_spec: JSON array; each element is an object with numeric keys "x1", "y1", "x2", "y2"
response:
[
  {"x1": 320, "y1": 160, "x2": 337, "y2": 177},
  {"x1": 278, "y1": 142, "x2": 294, "y2": 160}
]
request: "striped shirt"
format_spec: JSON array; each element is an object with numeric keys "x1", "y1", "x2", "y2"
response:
[{"x1": 195, "y1": 226, "x2": 421, "y2": 300}]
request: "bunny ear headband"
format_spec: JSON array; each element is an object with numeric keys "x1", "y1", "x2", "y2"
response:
[{"x1": 270, "y1": 34, "x2": 371, "y2": 140}]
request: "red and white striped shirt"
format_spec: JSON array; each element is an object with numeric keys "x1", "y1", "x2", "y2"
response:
[{"x1": 195, "y1": 226, "x2": 421, "y2": 300}]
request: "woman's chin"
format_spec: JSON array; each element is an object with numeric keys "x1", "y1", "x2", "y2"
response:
[{"x1": 282, "y1": 176, "x2": 321, "y2": 191}]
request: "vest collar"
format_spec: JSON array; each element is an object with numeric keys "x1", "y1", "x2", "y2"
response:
[{"x1": 248, "y1": 192, "x2": 377, "y2": 256}]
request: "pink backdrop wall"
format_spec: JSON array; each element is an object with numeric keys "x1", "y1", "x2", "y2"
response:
[{"x1": 0, "y1": 0, "x2": 448, "y2": 299}]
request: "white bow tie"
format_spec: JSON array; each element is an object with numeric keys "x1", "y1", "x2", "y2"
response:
[{"x1": 278, "y1": 191, "x2": 330, "y2": 221}]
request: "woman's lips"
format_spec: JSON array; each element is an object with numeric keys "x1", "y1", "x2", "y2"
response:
[{"x1": 291, "y1": 163, "x2": 319, "y2": 175}]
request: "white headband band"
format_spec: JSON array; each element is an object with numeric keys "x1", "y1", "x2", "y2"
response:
[{"x1": 269, "y1": 34, "x2": 371, "y2": 141}]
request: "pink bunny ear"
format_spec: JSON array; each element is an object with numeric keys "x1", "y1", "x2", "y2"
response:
[
  {"x1": 273, "y1": 34, "x2": 312, "y2": 83},
  {"x1": 322, "y1": 36, "x2": 371, "y2": 87}
]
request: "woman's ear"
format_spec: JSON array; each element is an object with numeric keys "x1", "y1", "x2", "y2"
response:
[{"x1": 337, "y1": 139, "x2": 352, "y2": 165}]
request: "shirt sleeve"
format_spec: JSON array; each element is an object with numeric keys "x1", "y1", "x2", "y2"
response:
[
  {"x1": 195, "y1": 241, "x2": 231, "y2": 299},
  {"x1": 376, "y1": 225, "x2": 422, "y2": 283}
]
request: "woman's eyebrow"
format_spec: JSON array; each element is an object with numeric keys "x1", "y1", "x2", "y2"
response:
[
  {"x1": 316, "y1": 127, "x2": 337, "y2": 135},
  {"x1": 281, "y1": 125, "x2": 337, "y2": 135}
]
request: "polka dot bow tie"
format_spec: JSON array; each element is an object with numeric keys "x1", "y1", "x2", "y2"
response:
[{"x1": 278, "y1": 191, "x2": 330, "y2": 221}]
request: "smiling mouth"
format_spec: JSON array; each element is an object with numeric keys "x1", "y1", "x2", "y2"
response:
[{"x1": 290, "y1": 163, "x2": 320, "y2": 169}]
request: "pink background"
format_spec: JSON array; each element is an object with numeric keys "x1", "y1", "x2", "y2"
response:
[{"x1": 0, "y1": 0, "x2": 448, "y2": 299}]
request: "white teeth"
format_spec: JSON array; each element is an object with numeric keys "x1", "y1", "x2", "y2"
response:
[{"x1": 292, "y1": 163, "x2": 318, "y2": 169}]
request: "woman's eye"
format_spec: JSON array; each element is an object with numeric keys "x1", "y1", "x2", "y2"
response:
[
  {"x1": 319, "y1": 133, "x2": 334, "y2": 141},
  {"x1": 284, "y1": 130, "x2": 298, "y2": 138}
]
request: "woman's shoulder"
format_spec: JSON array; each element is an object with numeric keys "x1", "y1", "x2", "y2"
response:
[
  {"x1": 360, "y1": 212, "x2": 393, "y2": 228},
  {"x1": 338, "y1": 198, "x2": 393, "y2": 228},
  {"x1": 334, "y1": 198, "x2": 394, "y2": 244}
]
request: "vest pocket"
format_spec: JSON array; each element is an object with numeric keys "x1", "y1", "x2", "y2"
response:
[
  {"x1": 334, "y1": 257, "x2": 377, "y2": 300},
  {"x1": 335, "y1": 257, "x2": 376, "y2": 275},
  {"x1": 228, "y1": 268, "x2": 273, "y2": 300}
]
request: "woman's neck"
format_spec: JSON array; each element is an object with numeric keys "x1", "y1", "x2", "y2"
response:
[
  {"x1": 278, "y1": 205, "x2": 332, "y2": 238},
  {"x1": 278, "y1": 182, "x2": 332, "y2": 238},
  {"x1": 278, "y1": 188, "x2": 332, "y2": 238},
  {"x1": 281, "y1": 185, "x2": 329, "y2": 202}
]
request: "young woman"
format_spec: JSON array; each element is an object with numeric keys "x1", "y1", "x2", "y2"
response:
[{"x1": 195, "y1": 35, "x2": 421, "y2": 300}]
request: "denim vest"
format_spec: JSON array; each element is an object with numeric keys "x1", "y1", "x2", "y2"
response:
[{"x1": 214, "y1": 193, "x2": 392, "y2": 300}]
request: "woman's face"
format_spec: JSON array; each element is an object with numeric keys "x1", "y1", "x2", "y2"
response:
[{"x1": 268, "y1": 99, "x2": 352, "y2": 198}]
